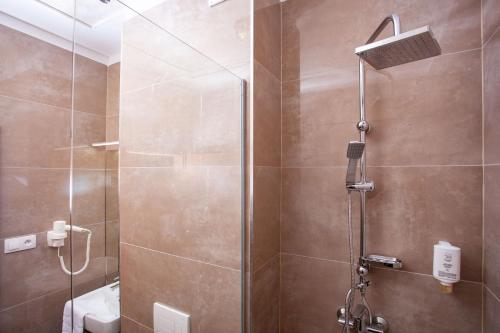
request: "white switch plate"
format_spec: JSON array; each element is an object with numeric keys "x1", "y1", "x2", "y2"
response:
[
  {"x1": 4, "y1": 234, "x2": 36, "y2": 253},
  {"x1": 208, "y1": 0, "x2": 227, "y2": 7},
  {"x1": 154, "y1": 302, "x2": 190, "y2": 333}
]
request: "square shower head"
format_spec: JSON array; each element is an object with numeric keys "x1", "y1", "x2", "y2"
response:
[{"x1": 355, "y1": 25, "x2": 441, "y2": 69}]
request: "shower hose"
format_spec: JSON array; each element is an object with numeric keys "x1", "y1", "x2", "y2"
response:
[{"x1": 57, "y1": 225, "x2": 92, "y2": 276}]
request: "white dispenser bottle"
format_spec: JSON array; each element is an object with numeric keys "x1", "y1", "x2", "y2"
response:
[{"x1": 433, "y1": 241, "x2": 461, "y2": 293}]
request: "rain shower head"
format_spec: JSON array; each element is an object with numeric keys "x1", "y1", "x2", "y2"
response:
[
  {"x1": 346, "y1": 141, "x2": 365, "y2": 185},
  {"x1": 355, "y1": 25, "x2": 441, "y2": 70}
]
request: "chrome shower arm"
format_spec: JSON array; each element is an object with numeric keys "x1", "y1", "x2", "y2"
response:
[{"x1": 366, "y1": 14, "x2": 401, "y2": 44}]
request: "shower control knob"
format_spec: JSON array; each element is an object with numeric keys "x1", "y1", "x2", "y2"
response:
[
  {"x1": 357, "y1": 120, "x2": 370, "y2": 132},
  {"x1": 356, "y1": 265, "x2": 369, "y2": 276}
]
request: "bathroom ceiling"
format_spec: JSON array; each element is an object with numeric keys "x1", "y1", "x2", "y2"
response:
[{"x1": 0, "y1": 0, "x2": 167, "y2": 65}]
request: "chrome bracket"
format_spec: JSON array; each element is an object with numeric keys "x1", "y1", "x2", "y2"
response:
[
  {"x1": 362, "y1": 254, "x2": 403, "y2": 269},
  {"x1": 346, "y1": 180, "x2": 375, "y2": 192}
]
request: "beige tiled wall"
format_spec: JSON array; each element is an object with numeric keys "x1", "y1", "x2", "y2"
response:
[
  {"x1": 483, "y1": 0, "x2": 500, "y2": 331},
  {"x1": 0, "y1": 24, "x2": 109, "y2": 332},
  {"x1": 280, "y1": 1, "x2": 483, "y2": 332},
  {"x1": 119, "y1": 1, "x2": 249, "y2": 332},
  {"x1": 251, "y1": 1, "x2": 282, "y2": 332}
]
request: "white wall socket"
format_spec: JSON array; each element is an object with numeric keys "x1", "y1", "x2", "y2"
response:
[
  {"x1": 154, "y1": 302, "x2": 190, "y2": 333},
  {"x1": 4, "y1": 234, "x2": 36, "y2": 253}
]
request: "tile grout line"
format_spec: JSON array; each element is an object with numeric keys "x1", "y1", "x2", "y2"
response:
[
  {"x1": 120, "y1": 241, "x2": 241, "y2": 273},
  {"x1": 485, "y1": 285, "x2": 500, "y2": 303},
  {"x1": 282, "y1": 252, "x2": 484, "y2": 285},
  {"x1": 281, "y1": 46, "x2": 483, "y2": 84},
  {"x1": 0, "y1": 94, "x2": 108, "y2": 118},
  {"x1": 281, "y1": 164, "x2": 483, "y2": 169},
  {"x1": 253, "y1": 252, "x2": 280, "y2": 275},
  {"x1": 121, "y1": 314, "x2": 153, "y2": 331}
]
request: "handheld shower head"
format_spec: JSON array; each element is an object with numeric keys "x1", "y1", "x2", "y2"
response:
[{"x1": 346, "y1": 141, "x2": 365, "y2": 185}]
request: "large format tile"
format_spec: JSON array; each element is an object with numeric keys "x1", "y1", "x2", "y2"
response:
[
  {"x1": 282, "y1": 50, "x2": 482, "y2": 167},
  {"x1": 0, "y1": 231, "x2": 70, "y2": 309},
  {"x1": 0, "y1": 288, "x2": 70, "y2": 333},
  {"x1": 252, "y1": 254, "x2": 280, "y2": 333},
  {"x1": 254, "y1": 62, "x2": 281, "y2": 167},
  {"x1": 106, "y1": 63, "x2": 120, "y2": 118},
  {"x1": 484, "y1": 287, "x2": 500, "y2": 333},
  {"x1": 281, "y1": 167, "x2": 359, "y2": 263},
  {"x1": 484, "y1": 28, "x2": 500, "y2": 164},
  {"x1": 120, "y1": 166, "x2": 241, "y2": 269},
  {"x1": 483, "y1": 0, "x2": 500, "y2": 44},
  {"x1": 132, "y1": 0, "x2": 250, "y2": 72},
  {"x1": 72, "y1": 169, "x2": 106, "y2": 226},
  {"x1": 280, "y1": 253, "x2": 350, "y2": 333},
  {"x1": 253, "y1": 167, "x2": 281, "y2": 270},
  {"x1": 73, "y1": 111, "x2": 106, "y2": 169},
  {"x1": 0, "y1": 168, "x2": 70, "y2": 238},
  {"x1": 366, "y1": 166, "x2": 482, "y2": 281},
  {"x1": 0, "y1": 25, "x2": 72, "y2": 108},
  {"x1": 0, "y1": 95, "x2": 70, "y2": 168},
  {"x1": 74, "y1": 55, "x2": 107, "y2": 116},
  {"x1": 254, "y1": 0, "x2": 282, "y2": 80},
  {"x1": 282, "y1": 0, "x2": 481, "y2": 81},
  {"x1": 121, "y1": 316, "x2": 153, "y2": 333},
  {"x1": 484, "y1": 166, "x2": 500, "y2": 296},
  {"x1": 368, "y1": 268, "x2": 482, "y2": 333},
  {"x1": 120, "y1": 73, "x2": 241, "y2": 167},
  {"x1": 120, "y1": 243, "x2": 241, "y2": 332}
]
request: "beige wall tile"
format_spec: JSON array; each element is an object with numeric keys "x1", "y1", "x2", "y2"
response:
[
  {"x1": 0, "y1": 25, "x2": 72, "y2": 108},
  {"x1": 120, "y1": 73, "x2": 241, "y2": 167},
  {"x1": 484, "y1": 166, "x2": 500, "y2": 296},
  {"x1": 73, "y1": 111, "x2": 106, "y2": 169},
  {"x1": 121, "y1": 316, "x2": 153, "y2": 333},
  {"x1": 120, "y1": 243, "x2": 241, "y2": 332},
  {"x1": 0, "y1": 288, "x2": 70, "y2": 333},
  {"x1": 74, "y1": 55, "x2": 107, "y2": 116},
  {"x1": 366, "y1": 166, "x2": 483, "y2": 281},
  {"x1": 483, "y1": 0, "x2": 500, "y2": 44},
  {"x1": 0, "y1": 95, "x2": 70, "y2": 168},
  {"x1": 252, "y1": 254, "x2": 279, "y2": 333},
  {"x1": 105, "y1": 170, "x2": 119, "y2": 222},
  {"x1": 120, "y1": 166, "x2": 241, "y2": 269},
  {"x1": 106, "y1": 63, "x2": 120, "y2": 118},
  {"x1": 0, "y1": 168, "x2": 70, "y2": 238},
  {"x1": 254, "y1": 0, "x2": 282, "y2": 80},
  {"x1": 72, "y1": 169, "x2": 106, "y2": 226},
  {"x1": 281, "y1": 167, "x2": 359, "y2": 262},
  {"x1": 253, "y1": 167, "x2": 281, "y2": 270},
  {"x1": 135, "y1": 0, "x2": 250, "y2": 73},
  {"x1": 484, "y1": 29, "x2": 500, "y2": 164},
  {"x1": 282, "y1": 0, "x2": 481, "y2": 81},
  {"x1": 484, "y1": 287, "x2": 500, "y2": 333},
  {"x1": 0, "y1": 232, "x2": 70, "y2": 309},
  {"x1": 106, "y1": 115, "x2": 119, "y2": 143},
  {"x1": 282, "y1": 50, "x2": 482, "y2": 167},
  {"x1": 254, "y1": 62, "x2": 281, "y2": 167},
  {"x1": 368, "y1": 268, "x2": 482, "y2": 333},
  {"x1": 280, "y1": 253, "x2": 350, "y2": 333}
]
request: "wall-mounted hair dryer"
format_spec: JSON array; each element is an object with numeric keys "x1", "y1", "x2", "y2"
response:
[{"x1": 47, "y1": 221, "x2": 92, "y2": 276}]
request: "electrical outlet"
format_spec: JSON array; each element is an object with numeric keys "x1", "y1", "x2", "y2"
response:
[
  {"x1": 154, "y1": 303, "x2": 190, "y2": 333},
  {"x1": 4, "y1": 234, "x2": 36, "y2": 253}
]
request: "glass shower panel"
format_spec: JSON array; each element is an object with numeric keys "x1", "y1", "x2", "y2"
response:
[
  {"x1": 0, "y1": 1, "x2": 74, "y2": 331},
  {"x1": 70, "y1": 1, "x2": 245, "y2": 332}
]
